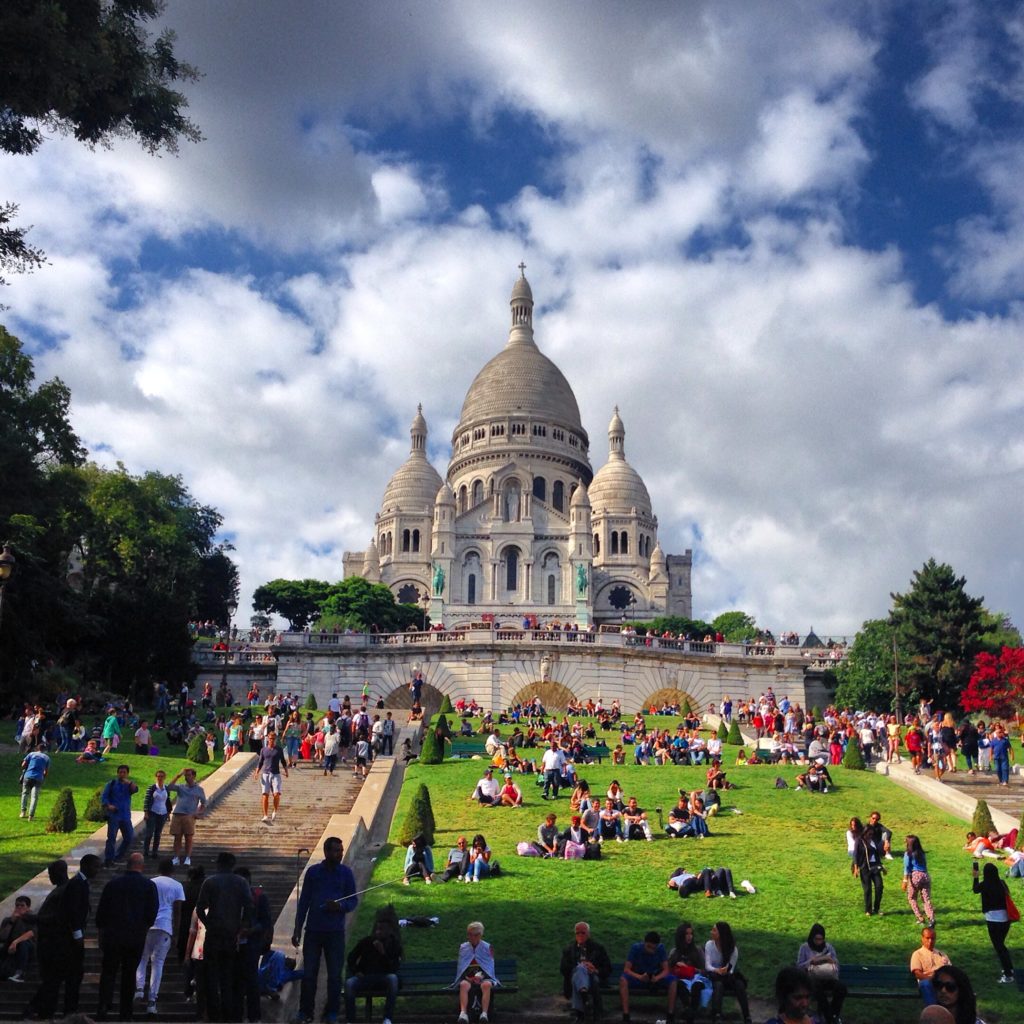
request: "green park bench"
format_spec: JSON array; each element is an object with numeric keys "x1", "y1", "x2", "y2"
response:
[
  {"x1": 351, "y1": 957, "x2": 519, "y2": 1020},
  {"x1": 839, "y1": 963, "x2": 918, "y2": 999}
]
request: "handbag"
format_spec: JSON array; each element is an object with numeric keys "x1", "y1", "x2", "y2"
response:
[
  {"x1": 808, "y1": 962, "x2": 839, "y2": 980},
  {"x1": 673, "y1": 963, "x2": 697, "y2": 980},
  {"x1": 1007, "y1": 890, "x2": 1021, "y2": 923}
]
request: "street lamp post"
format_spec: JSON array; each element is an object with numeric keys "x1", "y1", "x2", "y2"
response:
[
  {"x1": 421, "y1": 592, "x2": 430, "y2": 631},
  {"x1": 221, "y1": 597, "x2": 238, "y2": 692},
  {"x1": 0, "y1": 543, "x2": 16, "y2": 634}
]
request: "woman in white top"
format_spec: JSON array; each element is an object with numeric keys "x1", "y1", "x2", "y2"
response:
[{"x1": 704, "y1": 921, "x2": 751, "y2": 1024}]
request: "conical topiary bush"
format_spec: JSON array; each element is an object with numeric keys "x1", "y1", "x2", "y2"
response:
[
  {"x1": 717, "y1": 721, "x2": 729, "y2": 741},
  {"x1": 681, "y1": 698, "x2": 692, "y2": 716},
  {"x1": 435, "y1": 714, "x2": 452, "y2": 739},
  {"x1": 972, "y1": 799, "x2": 996, "y2": 838},
  {"x1": 186, "y1": 732, "x2": 210, "y2": 764},
  {"x1": 726, "y1": 720, "x2": 743, "y2": 746},
  {"x1": 438, "y1": 694, "x2": 453, "y2": 714},
  {"x1": 842, "y1": 740, "x2": 866, "y2": 770},
  {"x1": 812, "y1": 706, "x2": 823, "y2": 721},
  {"x1": 47, "y1": 787, "x2": 77, "y2": 833},
  {"x1": 397, "y1": 782, "x2": 436, "y2": 846},
  {"x1": 84, "y1": 786, "x2": 106, "y2": 822},
  {"x1": 303, "y1": 692, "x2": 318, "y2": 711},
  {"x1": 419, "y1": 724, "x2": 446, "y2": 764}
]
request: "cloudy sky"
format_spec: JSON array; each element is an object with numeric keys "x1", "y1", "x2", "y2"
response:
[{"x1": 3, "y1": 0, "x2": 1022, "y2": 635}]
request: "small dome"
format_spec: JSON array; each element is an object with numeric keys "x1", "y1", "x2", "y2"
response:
[
  {"x1": 511, "y1": 273, "x2": 533, "y2": 303},
  {"x1": 381, "y1": 456, "x2": 443, "y2": 513},
  {"x1": 411, "y1": 403, "x2": 427, "y2": 434},
  {"x1": 570, "y1": 482, "x2": 591, "y2": 508},
  {"x1": 435, "y1": 480, "x2": 456, "y2": 506},
  {"x1": 589, "y1": 459, "x2": 652, "y2": 515},
  {"x1": 609, "y1": 406, "x2": 624, "y2": 435}
]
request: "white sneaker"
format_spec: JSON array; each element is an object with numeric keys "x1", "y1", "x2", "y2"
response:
[
  {"x1": 999, "y1": 973, "x2": 1013, "y2": 984},
  {"x1": 383, "y1": 1019, "x2": 392, "y2": 1024},
  {"x1": 135, "y1": 991, "x2": 145, "y2": 1002},
  {"x1": 261, "y1": 815, "x2": 271, "y2": 824},
  {"x1": 183, "y1": 856, "x2": 191, "y2": 866},
  {"x1": 741, "y1": 879, "x2": 756, "y2": 894},
  {"x1": 171, "y1": 856, "x2": 180, "y2": 865},
  {"x1": 147, "y1": 1003, "x2": 158, "y2": 1015},
  {"x1": 480, "y1": 1014, "x2": 489, "y2": 1024},
  {"x1": 458, "y1": 1013, "x2": 470, "y2": 1024},
  {"x1": 884, "y1": 853, "x2": 893, "y2": 860},
  {"x1": 729, "y1": 891, "x2": 737, "y2": 899},
  {"x1": 271, "y1": 810, "x2": 277, "y2": 821}
]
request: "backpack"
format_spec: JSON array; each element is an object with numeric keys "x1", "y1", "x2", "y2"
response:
[
  {"x1": 563, "y1": 840, "x2": 586, "y2": 860},
  {"x1": 774, "y1": 776, "x2": 788, "y2": 789}
]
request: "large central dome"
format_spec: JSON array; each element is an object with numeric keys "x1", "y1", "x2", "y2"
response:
[{"x1": 457, "y1": 272, "x2": 584, "y2": 431}]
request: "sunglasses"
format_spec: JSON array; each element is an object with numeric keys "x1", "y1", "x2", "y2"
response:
[{"x1": 935, "y1": 981, "x2": 958, "y2": 994}]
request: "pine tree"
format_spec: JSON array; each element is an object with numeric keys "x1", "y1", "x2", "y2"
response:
[
  {"x1": 84, "y1": 786, "x2": 106, "y2": 822},
  {"x1": 726, "y1": 720, "x2": 743, "y2": 745},
  {"x1": 890, "y1": 559, "x2": 986, "y2": 710},
  {"x1": 842, "y1": 740, "x2": 866, "y2": 770},
  {"x1": 186, "y1": 732, "x2": 209, "y2": 764},
  {"x1": 46, "y1": 787, "x2": 77, "y2": 833},
  {"x1": 438, "y1": 694, "x2": 453, "y2": 714},
  {"x1": 303, "y1": 692, "x2": 318, "y2": 711},
  {"x1": 971, "y1": 799, "x2": 996, "y2": 838},
  {"x1": 717, "y1": 721, "x2": 729, "y2": 741},
  {"x1": 397, "y1": 783, "x2": 436, "y2": 846}
]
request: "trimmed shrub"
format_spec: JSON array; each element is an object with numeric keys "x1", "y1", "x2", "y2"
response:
[
  {"x1": 186, "y1": 733, "x2": 210, "y2": 764},
  {"x1": 46, "y1": 787, "x2": 77, "y2": 833},
  {"x1": 972, "y1": 799, "x2": 996, "y2": 838},
  {"x1": 812, "y1": 706, "x2": 823, "y2": 721},
  {"x1": 303, "y1": 693, "x2": 318, "y2": 711},
  {"x1": 84, "y1": 786, "x2": 106, "y2": 822},
  {"x1": 419, "y1": 726, "x2": 445, "y2": 765},
  {"x1": 716, "y1": 721, "x2": 729, "y2": 741},
  {"x1": 397, "y1": 782, "x2": 435, "y2": 846},
  {"x1": 726, "y1": 720, "x2": 743, "y2": 746},
  {"x1": 438, "y1": 694, "x2": 453, "y2": 714},
  {"x1": 681, "y1": 699, "x2": 692, "y2": 716},
  {"x1": 842, "y1": 740, "x2": 866, "y2": 770},
  {"x1": 435, "y1": 714, "x2": 452, "y2": 740}
]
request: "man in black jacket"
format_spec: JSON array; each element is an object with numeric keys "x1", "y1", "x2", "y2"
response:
[
  {"x1": 560, "y1": 921, "x2": 612, "y2": 1022},
  {"x1": 344, "y1": 919, "x2": 403, "y2": 1024},
  {"x1": 96, "y1": 852, "x2": 158, "y2": 1021}
]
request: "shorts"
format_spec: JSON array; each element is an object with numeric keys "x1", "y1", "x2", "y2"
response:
[
  {"x1": 261, "y1": 771, "x2": 282, "y2": 795},
  {"x1": 622, "y1": 975, "x2": 676, "y2": 991},
  {"x1": 170, "y1": 813, "x2": 196, "y2": 837},
  {"x1": 356, "y1": 756, "x2": 367, "y2": 767}
]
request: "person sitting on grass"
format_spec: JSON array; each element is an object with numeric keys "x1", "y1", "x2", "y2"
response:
[
  {"x1": 599, "y1": 798, "x2": 625, "y2": 844},
  {"x1": 470, "y1": 768, "x2": 501, "y2": 806},
  {"x1": 402, "y1": 834, "x2": 434, "y2": 885},
  {"x1": 497, "y1": 772, "x2": 523, "y2": 807},
  {"x1": 76, "y1": 738, "x2": 105, "y2": 763},
  {"x1": 467, "y1": 834, "x2": 493, "y2": 882},
  {"x1": 623, "y1": 797, "x2": 654, "y2": 842},
  {"x1": 453, "y1": 921, "x2": 499, "y2": 1024},
  {"x1": 618, "y1": 930, "x2": 677, "y2": 1024},
  {"x1": 963, "y1": 832, "x2": 1001, "y2": 858},
  {"x1": 534, "y1": 813, "x2": 563, "y2": 858},
  {"x1": 705, "y1": 761, "x2": 732, "y2": 790},
  {"x1": 666, "y1": 795, "x2": 693, "y2": 838},
  {"x1": 687, "y1": 792, "x2": 711, "y2": 838},
  {"x1": 442, "y1": 837, "x2": 471, "y2": 883},
  {"x1": 795, "y1": 762, "x2": 829, "y2": 793}
]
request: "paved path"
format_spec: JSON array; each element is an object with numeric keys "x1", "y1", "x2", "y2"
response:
[{"x1": 0, "y1": 756, "x2": 366, "y2": 1022}]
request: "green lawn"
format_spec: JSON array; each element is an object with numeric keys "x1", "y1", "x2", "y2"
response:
[
  {"x1": 361, "y1": 757, "x2": 1021, "y2": 1022},
  {"x1": 0, "y1": 750, "x2": 218, "y2": 896}
]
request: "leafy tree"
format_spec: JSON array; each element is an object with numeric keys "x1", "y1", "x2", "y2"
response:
[
  {"x1": 971, "y1": 799, "x2": 996, "y2": 838},
  {"x1": 252, "y1": 578, "x2": 332, "y2": 630},
  {"x1": 397, "y1": 783, "x2": 435, "y2": 846},
  {"x1": 0, "y1": 0, "x2": 201, "y2": 290},
  {"x1": 625, "y1": 616, "x2": 715, "y2": 638},
  {"x1": 195, "y1": 546, "x2": 240, "y2": 624},
  {"x1": 711, "y1": 611, "x2": 758, "y2": 643},
  {"x1": 833, "y1": 619, "x2": 908, "y2": 713},
  {"x1": 890, "y1": 559, "x2": 986, "y2": 710},
  {"x1": 980, "y1": 610, "x2": 1022, "y2": 653},
  {"x1": 186, "y1": 733, "x2": 209, "y2": 764},
  {"x1": 318, "y1": 576, "x2": 422, "y2": 633},
  {"x1": 961, "y1": 646, "x2": 1024, "y2": 719},
  {"x1": 46, "y1": 787, "x2": 77, "y2": 833},
  {"x1": 842, "y1": 739, "x2": 866, "y2": 770}
]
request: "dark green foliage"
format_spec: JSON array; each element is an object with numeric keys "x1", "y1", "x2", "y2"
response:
[
  {"x1": 317, "y1": 576, "x2": 422, "y2": 633},
  {"x1": 303, "y1": 693, "x2": 318, "y2": 711},
  {"x1": 46, "y1": 787, "x2": 77, "y2": 833},
  {"x1": 971, "y1": 799, "x2": 996, "y2": 838},
  {"x1": 418, "y1": 724, "x2": 446, "y2": 765},
  {"x1": 716, "y1": 721, "x2": 729, "y2": 741},
  {"x1": 726, "y1": 719, "x2": 743, "y2": 745},
  {"x1": 186, "y1": 732, "x2": 209, "y2": 764},
  {"x1": 195, "y1": 547, "x2": 240, "y2": 624},
  {"x1": 812, "y1": 706, "x2": 823, "y2": 721},
  {"x1": 623, "y1": 616, "x2": 714, "y2": 638},
  {"x1": 842, "y1": 740, "x2": 866, "y2": 770},
  {"x1": 1017, "y1": 808, "x2": 1024, "y2": 851},
  {"x1": 890, "y1": 559, "x2": 986, "y2": 710},
  {"x1": 252, "y1": 578, "x2": 332, "y2": 630},
  {"x1": 438, "y1": 694, "x2": 453, "y2": 714},
  {"x1": 397, "y1": 782, "x2": 435, "y2": 846},
  {"x1": 711, "y1": 610, "x2": 758, "y2": 643},
  {"x1": 435, "y1": 714, "x2": 451, "y2": 739},
  {"x1": 84, "y1": 786, "x2": 106, "y2": 822},
  {"x1": 834, "y1": 619, "x2": 902, "y2": 713},
  {"x1": 681, "y1": 698, "x2": 692, "y2": 716}
]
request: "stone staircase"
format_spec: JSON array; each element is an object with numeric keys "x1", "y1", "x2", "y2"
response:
[{"x1": 0, "y1": 760, "x2": 366, "y2": 1021}]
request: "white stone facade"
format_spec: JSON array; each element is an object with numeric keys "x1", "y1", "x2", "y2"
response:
[{"x1": 343, "y1": 272, "x2": 692, "y2": 625}]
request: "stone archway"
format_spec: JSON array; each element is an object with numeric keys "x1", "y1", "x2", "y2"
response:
[
  {"x1": 641, "y1": 687, "x2": 698, "y2": 713},
  {"x1": 382, "y1": 681, "x2": 447, "y2": 717},
  {"x1": 509, "y1": 681, "x2": 578, "y2": 712}
]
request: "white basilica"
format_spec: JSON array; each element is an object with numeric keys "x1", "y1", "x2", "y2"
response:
[{"x1": 342, "y1": 271, "x2": 692, "y2": 626}]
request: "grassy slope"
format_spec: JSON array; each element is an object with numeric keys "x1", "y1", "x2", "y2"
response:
[
  {"x1": 0, "y1": 750, "x2": 218, "y2": 895},
  {"x1": 362, "y1": 757, "x2": 1020, "y2": 1022}
]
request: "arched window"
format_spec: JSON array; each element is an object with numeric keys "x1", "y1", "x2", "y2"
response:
[
  {"x1": 472, "y1": 479, "x2": 484, "y2": 505},
  {"x1": 611, "y1": 532, "x2": 619, "y2": 555},
  {"x1": 402, "y1": 529, "x2": 410, "y2": 552},
  {"x1": 533, "y1": 476, "x2": 546, "y2": 502},
  {"x1": 467, "y1": 574, "x2": 476, "y2": 605},
  {"x1": 620, "y1": 531, "x2": 629, "y2": 554},
  {"x1": 397, "y1": 583, "x2": 419, "y2": 604},
  {"x1": 459, "y1": 485, "x2": 467, "y2": 513},
  {"x1": 593, "y1": 532, "x2": 600, "y2": 555},
  {"x1": 552, "y1": 480, "x2": 564, "y2": 511},
  {"x1": 506, "y1": 548, "x2": 519, "y2": 591},
  {"x1": 412, "y1": 529, "x2": 420, "y2": 553},
  {"x1": 387, "y1": 532, "x2": 393, "y2": 555},
  {"x1": 547, "y1": 575, "x2": 556, "y2": 605}
]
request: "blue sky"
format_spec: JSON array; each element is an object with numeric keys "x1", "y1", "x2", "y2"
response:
[{"x1": 2, "y1": 0, "x2": 1022, "y2": 633}]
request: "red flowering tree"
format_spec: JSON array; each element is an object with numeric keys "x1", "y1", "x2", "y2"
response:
[{"x1": 961, "y1": 646, "x2": 1024, "y2": 718}]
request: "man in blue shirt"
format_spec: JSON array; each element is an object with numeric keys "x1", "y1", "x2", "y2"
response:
[
  {"x1": 292, "y1": 836, "x2": 358, "y2": 1024},
  {"x1": 618, "y1": 930, "x2": 677, "y2": 1023},
  {"x1": 101, "y1": 765, "x2": 138, "y2": 865},
  {"x1": 19, "y1": 741, "x2": 50, "y2": 820}
]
